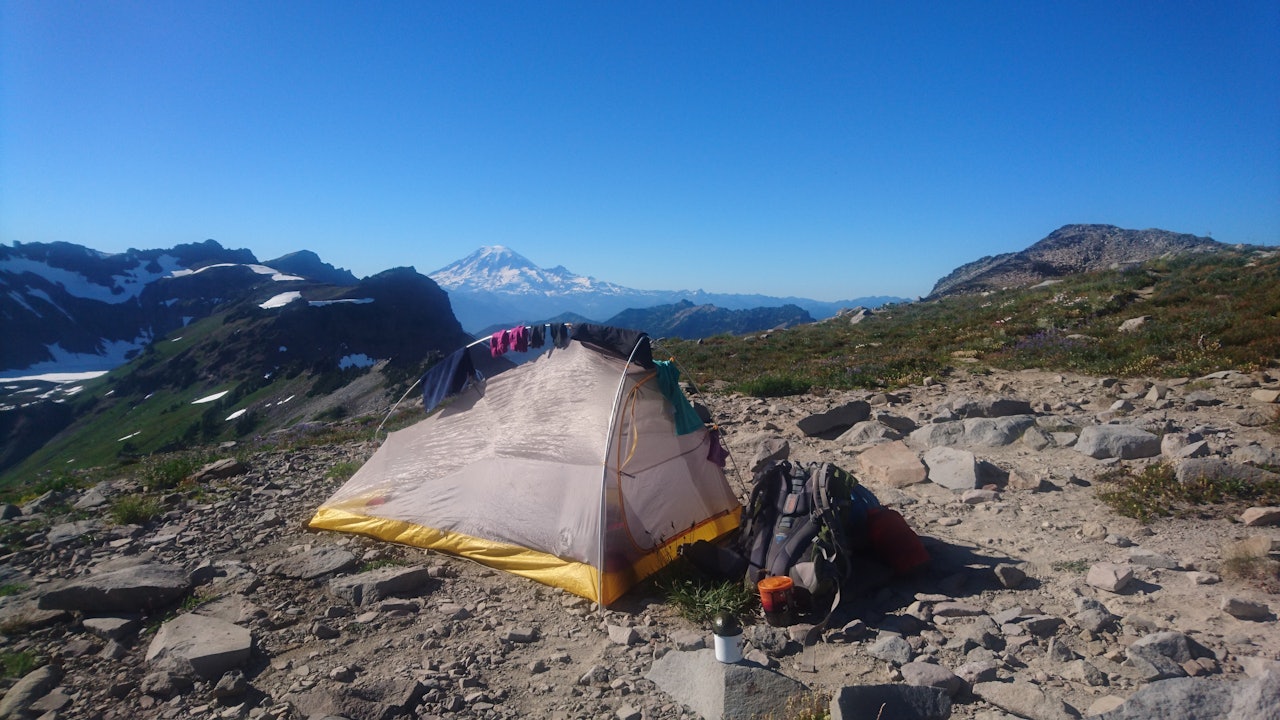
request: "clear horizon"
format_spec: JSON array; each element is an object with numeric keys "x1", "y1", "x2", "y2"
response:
[{"x1": 2, "y1": 2, "x2": 1277, "y2": 301}]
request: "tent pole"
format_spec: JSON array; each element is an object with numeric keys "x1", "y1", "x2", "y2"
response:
[
  {"x1": 596, "y1": 333, "x2": 650, "y2": 610},
  {"x1": 374, "y1": 375, "x2": 424, "y2": 438}
]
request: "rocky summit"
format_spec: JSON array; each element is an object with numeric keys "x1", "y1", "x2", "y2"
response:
[{"x1": 1, "y1": 366, "x2": 1278, "y2": 719}]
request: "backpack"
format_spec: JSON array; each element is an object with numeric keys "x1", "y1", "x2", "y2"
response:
[
  {"x1": 678, "y1": 458, "x2": 928, "y2": 619},
  {"x1": 737, "y1": 460, "x2": 862, "y2": 605}
]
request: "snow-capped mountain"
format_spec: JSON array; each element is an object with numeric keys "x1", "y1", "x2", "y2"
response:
[
  {"x1": 430, "y1": 246, "x2": 630, "y2": 296},
  {"x1": 430, "y1": 246, "x2": 903, "y2": 332}
]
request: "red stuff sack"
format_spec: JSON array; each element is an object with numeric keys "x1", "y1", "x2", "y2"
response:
[{"x1": 866, "y1": 506, "x2": 929, "y2": 575}]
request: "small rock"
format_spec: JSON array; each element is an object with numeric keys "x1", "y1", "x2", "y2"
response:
[
  {"x1": 1221, "y1": 597, "x2": 1271, "y2": 620},
  {"x1": 868, "y1": 634, "x2": 914, "y2": 666},
  {"x1": 607, "y1": 624, "x2": 641, "y2": 646},
  {"x1": 994, "y1": 564, "x2": 1027, "y2": 589},
  {"x1": 961, "y1": 489, "x2": 999, "y2": 504},
  {"x1": 955, "y1": 659, "x2": 999, "y2": 685},
  {"x1": 1186, "y1": 571, "x2": 1220, "y2": 585},
  {"x1": 503, "y1": 627, "x2": 538, "y2": 643},
  {"x1": 1240, "y1": 506, "x2": 1280, "y2": 527},
  {"x1": 669, "y1": 630, "x2": 706, "y2": 651},
  {"x1": 1086, "y1": 562, "x2": 1134, "y2": 593},
  {"x1": 900, "y1": 661, "x2": 962, "y2": 697},
  {"x1": 212, "y1": 669, "x2": 248, "y2": 702},
  {"x1": 1128, "y1": 548, "x2": 1179, "y2": 569}
]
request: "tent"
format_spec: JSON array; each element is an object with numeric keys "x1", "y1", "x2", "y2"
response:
[{"x1": 309, "y1": 324, "x2": 742, "y2": 606}]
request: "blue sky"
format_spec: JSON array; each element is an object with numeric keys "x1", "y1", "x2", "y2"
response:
[{"x1": 2, "y1": 2, "x2": 1277, "y2": 300}]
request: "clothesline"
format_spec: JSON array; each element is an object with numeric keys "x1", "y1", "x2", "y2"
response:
[{"x1": 483, "y1": 322, "x2": 574, "y2": 358}]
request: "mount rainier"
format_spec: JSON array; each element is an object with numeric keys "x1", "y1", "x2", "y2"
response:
[{"x1": 430, "y1": 246, "x2": 902, "y2": 332}]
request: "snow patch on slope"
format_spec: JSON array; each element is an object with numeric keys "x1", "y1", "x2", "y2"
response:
[
  {"x1": 170, "y1": 263, "x2": 304, "y2": 282},
  {"x1": 260, "y1": 291, "x2": 302, "y2": 309},
  {"x1": 192, "y1": 390, "x2": 229, "y2": 404},
  {"x1": 0, "y1": 336, "x2": 152, "y2": 378},
  {"x1": 0, "y1": 254, "x2": 185, "y2": 304}
]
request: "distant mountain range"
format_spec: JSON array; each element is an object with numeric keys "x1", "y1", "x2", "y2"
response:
[
  {"x1": 0, "y1": 223, "x2": 1247, "y2": 481},
  {"x1": 0, "y1": 239, "x2": 883, "y2": 377},
  {"x1": 479, "y1": 300, "x2": 816, "y2": 341},
  {"x1": 429, "y1": 246, "x2": 903, "y2": 331},
  {"x1": 3, "y1": 226, "x2": 1234, "y2": 377}
]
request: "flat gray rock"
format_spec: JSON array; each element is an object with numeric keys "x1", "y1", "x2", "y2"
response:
[
  {"x1": 82, "y1": 616, "x2": 142, "y2": 641},
  {"x1": 274, "y1": 546, "x2": 359, "y2": 580},
  {"x1": 72, "y1": 485, "x2": 110, "y2": 510},
  {"x1": 45, "y1": 519, "x2": 101, "y2": 548},
  {"x1": 328, "y1": 564, "x2": 434, "y2": 606},
  {"x1": 646, "y1": 648, "x2": 808, "y2": 720},
  {"x1": 830, "y1": 684, "x2": 952, "y2": 720},
  {"x1": 38, "y1": 563, "x2": 191, "y2": 613},
  {"x1": 837, "y1": 420, "x2": 902, "y2": 445},
  {"x1": 972, "y1": 680, "x2": 1079, "y2": 720},
  {"x1": 145, "y1": 613, "x2": 252, "y2": 679}
]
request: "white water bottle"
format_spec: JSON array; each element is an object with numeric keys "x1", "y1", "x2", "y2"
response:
[{"x1": 711, "y1": 613, "x2": 743, "y2": 663}]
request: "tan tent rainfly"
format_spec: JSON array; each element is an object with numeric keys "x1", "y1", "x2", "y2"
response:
[{"x1": 309, "y1": 324, "x2": 741, "y2": 606}]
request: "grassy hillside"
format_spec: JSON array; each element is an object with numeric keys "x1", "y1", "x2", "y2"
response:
[
  {"x1": 0, "y1": 306, "x2": 420, "y2": 496},
  {"x1": 663, "y1": 248, "x2": 1280, "y2": 396}
]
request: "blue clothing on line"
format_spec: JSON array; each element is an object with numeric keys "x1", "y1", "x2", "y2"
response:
[
  {"x1": 421, "y1": 347, "x2": 480, "y2": 413},
  {"x1": 653, "y1": 360, "x2": 704, "y2": 436}
]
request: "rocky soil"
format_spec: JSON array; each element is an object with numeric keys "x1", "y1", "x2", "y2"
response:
[{"x1": 1, "y1": 365, "x2": 1278, "y2": 720}]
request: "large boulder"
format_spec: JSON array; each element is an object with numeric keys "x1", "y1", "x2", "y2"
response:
[
  {"x1": 1173, "y1": 458, "x2": 1280, "y2": 486},
  {"x1": 854, "y1": 441, "x2": 927, "y2": 488},
  {"x1": 797, "y1": 400, "x2": 871, "y2": 437},
  {"x1": 1075, "y1": 425, "x2": 1160, "y2": 459},
  {"x1": 1093, "y1": 670, "x2": 1280, "y2": 719},
  {"x1": 923, "y1": 447, "x2": 981, "y2": 491},
  {"x1": 646, "y1": 649, "x2": 808, "y2": 720}
]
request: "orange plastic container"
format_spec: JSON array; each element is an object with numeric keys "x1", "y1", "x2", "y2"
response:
[{"x1": 757, "y1": 575, "x2": 795, "y2": 626}]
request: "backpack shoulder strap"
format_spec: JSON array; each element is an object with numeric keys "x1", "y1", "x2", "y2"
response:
[{"x1": 738, "y1": 460, "x2": 791, "y2": 580}]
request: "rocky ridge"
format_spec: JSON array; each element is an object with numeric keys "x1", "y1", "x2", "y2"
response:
[
  {"x1": 1, "y1": 365, "x2": 1278, "y2": 719},
  {"x1": 927, "y1": 225, "x2": 1224, "y2": 299}
]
